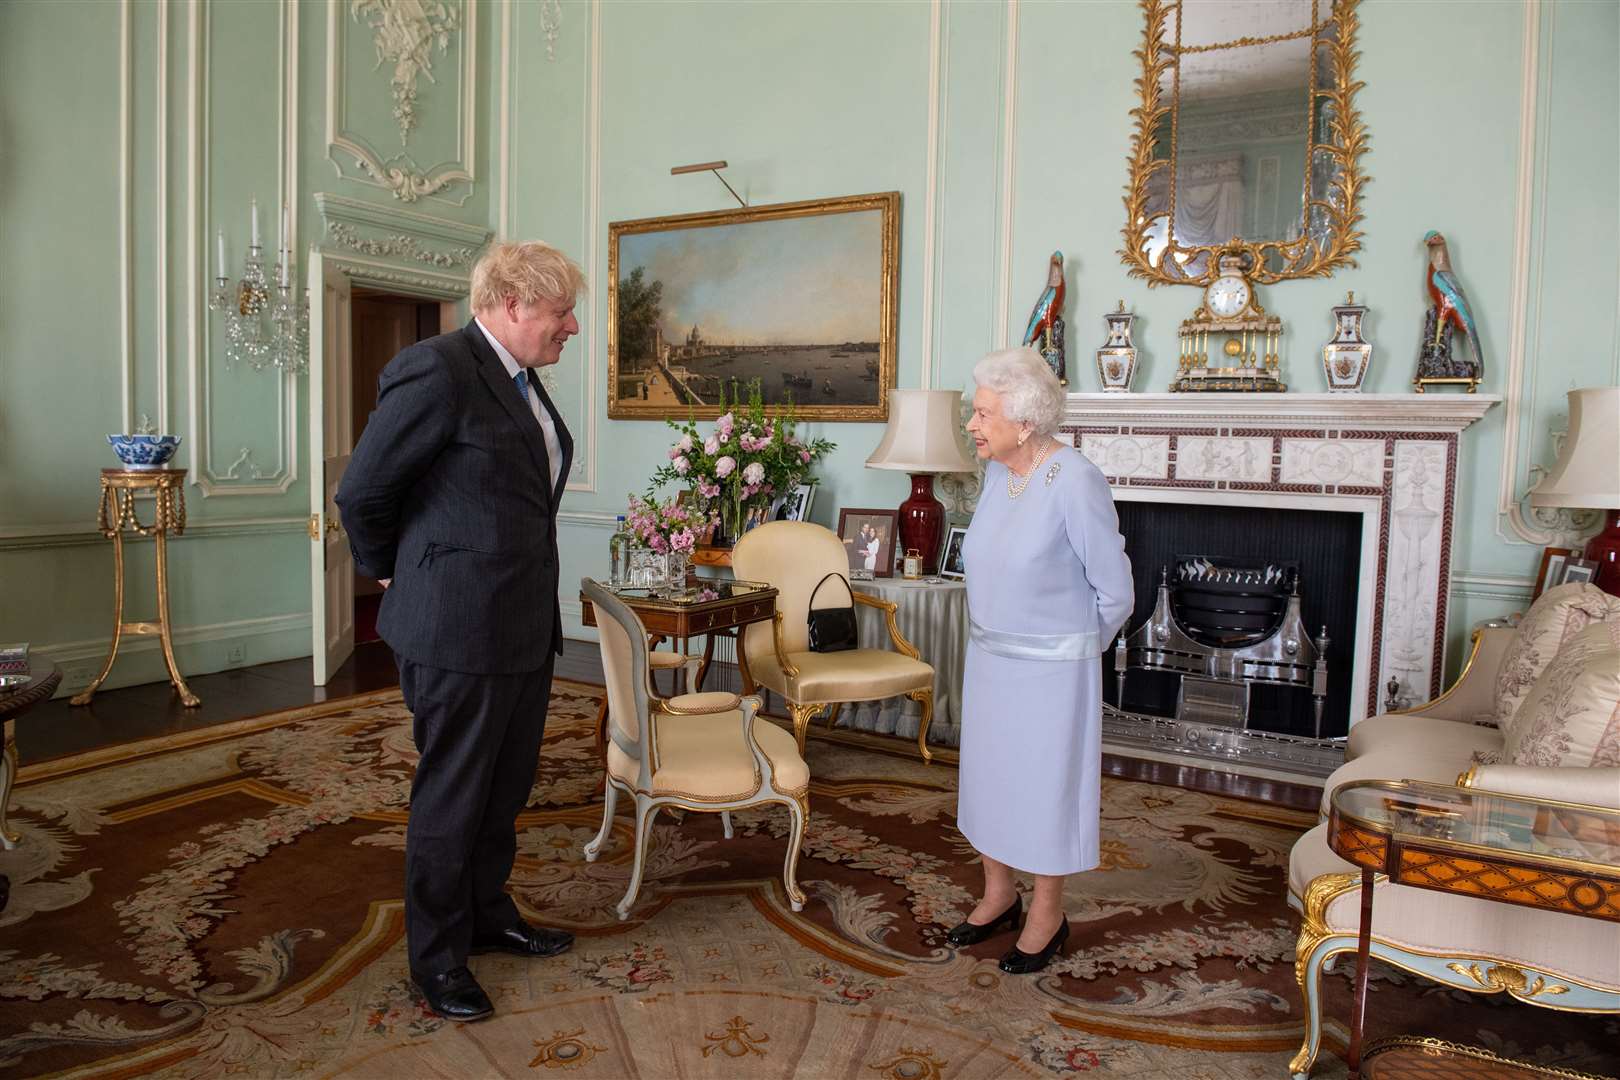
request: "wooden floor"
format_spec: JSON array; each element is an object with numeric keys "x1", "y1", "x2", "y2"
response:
[{"x1": 16, "y1": 640, "x2": 1321, "y2": 812}]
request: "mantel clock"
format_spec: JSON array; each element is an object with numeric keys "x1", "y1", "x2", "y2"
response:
[{"x1": 1173, "y1": 254, "x2": 1285, "y2": 393}]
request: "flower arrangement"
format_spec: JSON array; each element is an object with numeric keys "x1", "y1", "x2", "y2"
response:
[
  {"x1": 624, "y1": 493, "x2": 711, "y2": 555},
  {"x1": 648, "y1": 380, "x2": 834, "y2": 541}
]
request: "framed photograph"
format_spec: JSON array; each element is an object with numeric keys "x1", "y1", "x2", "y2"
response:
[
  {"x1": 1560, "y1": 557, "x2": 1600, "y2": 587},
  {"x1": 771, "y1": 481, "x2": 817, "y2": 523},
  {"x1": 1533, "y1": 546, "x2": 1574, "y2": 600},
  {"x1": 940, "y1": 525, "x2": 969, "y2": 580},
  {"x1": 836, "y1": 508, "x2": 899, "y2": 579},
  {"x1": 607, "y1": 191, "x2": 900, "y2": 422}
]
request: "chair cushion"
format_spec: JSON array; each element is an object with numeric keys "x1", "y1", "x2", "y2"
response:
[
  {"x1": 753, "y1": 648, "x2": 934, "y2": 703},
  {"x1": 1501, "y1": 621, "x2": 1620, "y2": 767},
  {"x1": 1317, "y1": 723, "x2": 1500, "y2": 817},
  {"x1": 1288, "y1": 822, "x2": 1620, "y2": 990},
  {"x1": 649, "y1": 649, "x2": 689, "y2": 669},
  {"x1": 608, "y1": 712, "x2": 809, "y2": 800},
  {"x1": 1345, "y1": 712, "x2": 1502, "y2": 763},
  {"x1": 1495, "y1": 583, "x2": 1620, "y2": 731}
]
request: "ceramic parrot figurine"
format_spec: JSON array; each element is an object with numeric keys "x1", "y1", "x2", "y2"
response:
[
  {"x1": 1422, "y1": 231, "x2": 1483, "y2": 373},
  {"x1": 1022, "y1": 250, "x2": 1066, "y2": 350}
]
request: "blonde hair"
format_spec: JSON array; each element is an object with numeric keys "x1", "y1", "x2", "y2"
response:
[
  {"x1": 971, "y1": 346, "x2": 1064, "y2": 436},
  {"x1": 470, "y1": 240, "x2": 586, "y2": 314}
]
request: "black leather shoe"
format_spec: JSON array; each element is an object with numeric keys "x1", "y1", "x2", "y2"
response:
[
  {"x1": 412, "y1": 966, "x2": 493, "y2": 1022},
  {"x1": 945, "y1": 896, "x2": 1022, "y2": 947},
  {"x1": 470, "y1": 922, "x2": 575, "y2": 958},
  {"x1": 999, "y1": 917, "x2": 1069, "y2": 974}
]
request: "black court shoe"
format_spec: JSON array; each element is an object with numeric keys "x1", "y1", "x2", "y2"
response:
[
  {"x1": 999, "y1": 917, "x2": 1069, "y2": 974},
  {"x1": 945, "y1": 895, "x2": 1022, "y2": 947}
]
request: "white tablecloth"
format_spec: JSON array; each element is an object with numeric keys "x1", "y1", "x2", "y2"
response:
[{"x1": 848, "y1": 578, "x2": 968, "y2": 747}]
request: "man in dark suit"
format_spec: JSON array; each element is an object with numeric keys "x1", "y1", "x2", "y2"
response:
[{"x1": 335, "y1": 241, "x2": 582, "y2": 1022}]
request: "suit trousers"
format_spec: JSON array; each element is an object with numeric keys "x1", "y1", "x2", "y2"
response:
[{"x1": 397, "y1": 653, "x2": 555, "y2": 976}]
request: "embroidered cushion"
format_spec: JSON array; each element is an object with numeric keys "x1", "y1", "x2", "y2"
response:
[
  {"x1": 1502, "y1": 621, "x2": 1620, "y2": 768},
  {"x1": 1494, "y1": 583, "x2": 1620, "y2": 731}
]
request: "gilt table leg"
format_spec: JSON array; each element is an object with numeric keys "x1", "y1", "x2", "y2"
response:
[
  {"x1": 153, "y1": 528, "x2": 200, "y2": 707},
  {"x1": 70, "y1": 530, "x2": 127, "y2": 707},
  {"x1": 0, "y1": 720, "x2": 18, "y2": 849}
]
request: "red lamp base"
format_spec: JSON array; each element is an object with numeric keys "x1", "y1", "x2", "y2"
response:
[
  {"x1": 897, "y1": 473, "x2": 946, "y2": 575},
  {"x1": 1587, "y1": 511, "x2": 1620, "y2": 598}
]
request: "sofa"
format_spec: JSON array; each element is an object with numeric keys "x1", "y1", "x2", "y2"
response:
[{"x1": 1286, "y1": 583, "x2": 1620, "y2": 1078}]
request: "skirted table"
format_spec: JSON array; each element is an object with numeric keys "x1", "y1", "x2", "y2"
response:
[{"x1": 847, "y1": 578, "x2": 966, "y2": 748}]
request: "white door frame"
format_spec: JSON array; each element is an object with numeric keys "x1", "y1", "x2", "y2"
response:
[{"x1": 306, "y1": 249, "x2": 470, "y2": 685}]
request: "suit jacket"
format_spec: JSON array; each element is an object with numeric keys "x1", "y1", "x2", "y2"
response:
[{"x1": 335, "y1": 321, "x2": 573, "y2": 674}]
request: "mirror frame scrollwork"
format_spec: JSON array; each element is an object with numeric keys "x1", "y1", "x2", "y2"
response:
[{"x1": 1119, "y1": 0, "x2": 1370, "y2": 287}]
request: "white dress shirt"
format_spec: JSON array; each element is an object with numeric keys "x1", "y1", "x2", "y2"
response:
[{"x1": 475, "y1": 318, "x2": 563, "y2": 491}]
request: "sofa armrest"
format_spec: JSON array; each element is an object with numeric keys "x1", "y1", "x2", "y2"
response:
[
  {"x1": 1464, "y1": 764, "x2": 1620, "y2": 811},
  {"x1": 1402, "y1": 626, "x2": 1514, "y2": 724}
]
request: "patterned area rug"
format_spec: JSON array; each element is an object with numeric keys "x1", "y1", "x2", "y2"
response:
[{"x1": 2, "y1": 682, "x2": 1614, "y2": 1078}]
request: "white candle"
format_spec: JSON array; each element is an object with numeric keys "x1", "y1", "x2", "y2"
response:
[
  {"x1": 216, "y1": 229, "x2": 226, "y2": 279},
  {"x1": 280, "y1": 204, "x2": 289, "y2": 253},
  {"x1": 250, "y1": 197, "x2": 260, "y2": 248},
  {"x1": 278, "y1": 253, "x2": 290, "y2": 288}
]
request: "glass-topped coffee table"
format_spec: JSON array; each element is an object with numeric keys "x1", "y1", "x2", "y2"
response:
[{"x1": 1326, "y1": 779, "x2": 1620, "y2": 1080}]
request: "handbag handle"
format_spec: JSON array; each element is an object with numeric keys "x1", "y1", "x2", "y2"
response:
[{"x1": 808, "y1": 571, "x2": 854, "y2": 611}]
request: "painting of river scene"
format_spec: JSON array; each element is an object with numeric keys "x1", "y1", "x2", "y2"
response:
[{"x1": 608, "y1": 191, "x2": 899, "y2": 421}]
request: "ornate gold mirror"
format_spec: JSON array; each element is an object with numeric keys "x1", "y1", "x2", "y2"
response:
[{"x1": 1121, "y1": 0, "x2": 1369, "y2": 286}]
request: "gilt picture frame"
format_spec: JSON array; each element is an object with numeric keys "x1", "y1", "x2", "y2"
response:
[{"x1": 608, "y1": 191, "x2": 900, "y2": 422}]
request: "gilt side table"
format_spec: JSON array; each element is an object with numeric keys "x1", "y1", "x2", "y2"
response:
[
  {"x1": 70, "y1": 469, "x2": 200, "y2": 708},
  {"x1": 1, "y1": 655, "x2": 62, "y2": 850}
]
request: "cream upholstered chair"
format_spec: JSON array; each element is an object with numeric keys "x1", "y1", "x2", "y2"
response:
[
  {"x1": 592, "y1": 646, "x2": 700, "y2": 760},
  {"x1": 581, "y1": 579, "x2": 809, "y2": 919},
  {"x1": 730, "y1": 521, "x2": 937, "y2": 762}
]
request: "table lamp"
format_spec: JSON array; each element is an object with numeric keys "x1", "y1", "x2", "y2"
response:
[
  {"x1": 866, "y1": 389, "x2": 978, "y2": 575},
  {"x1": 1529, "y1": 386, "x2": 1620, "y2": 597}
]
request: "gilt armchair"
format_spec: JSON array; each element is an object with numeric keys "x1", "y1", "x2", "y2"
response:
[
  {"x1": 730, "y1": 522, "x2": 938, "y2": 762},
  {"x1": 581, "y1": 579, "x2": 809, "y2": 919}
]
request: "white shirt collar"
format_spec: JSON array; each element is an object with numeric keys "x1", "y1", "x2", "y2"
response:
[{"x1": 474, "y1": 317, "x2": 525, "y2": 383}]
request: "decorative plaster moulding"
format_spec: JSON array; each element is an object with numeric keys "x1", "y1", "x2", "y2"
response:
[
  {"x1": 326, "y1": 0, "x2": 478, "y2": 205},
  {"x1": 1061, "y1": 391, "x2": 1500, "y2": 727},
  {"x1": 314, "y1": 192, "x2": 491, "y2": 271}
]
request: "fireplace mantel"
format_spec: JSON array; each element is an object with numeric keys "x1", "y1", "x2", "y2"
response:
[
  {"x1": 1066, "y1": 392, "x2": 1500, "y2": 432},
  {"x1": 1061, "y1": 392, "x2": 1500, "y2": 728}
]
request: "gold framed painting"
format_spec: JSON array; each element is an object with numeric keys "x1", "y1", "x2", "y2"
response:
[{"x1": 607, "y1": 191, "x2": 900, "y2": 421}]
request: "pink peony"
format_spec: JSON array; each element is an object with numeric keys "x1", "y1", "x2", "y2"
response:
[
  {"x1": 715, "y1": 456, "x2": 736, "y2": 478},
  {"x1": 742, "y1": 462, "x2": 765, "y2": 485},
  {"x1": 673, "y1": 455, "x2": 690, "y2": 475},
  {"x1": 716, "y1": 413, "x2": 735, "y2": 438},
  {"x1": 677, "y1": 433, "x2": 694, "y2": 453},
  {"x1": 800, "y1": 449, "x2": 812, "y2": 463},
  {"x1": 703, "y1": 434, "x2": 720, "y2": 455},
  {"x1": 698, "y1": 479, "x2": 720, "y2": 499}
]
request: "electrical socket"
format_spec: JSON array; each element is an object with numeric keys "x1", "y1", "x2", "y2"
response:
[{"x1": 226, "y1": 645, "x2": 246, "y2": 666}]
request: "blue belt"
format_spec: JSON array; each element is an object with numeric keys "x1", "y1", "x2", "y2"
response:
[{"x1": 969, "y1": 619, "x2": 1099, "y2": 661}]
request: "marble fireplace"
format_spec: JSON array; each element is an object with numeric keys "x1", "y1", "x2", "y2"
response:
[{"x1": 1062, "y1": 392, "x2": 1499, "y2": 774}]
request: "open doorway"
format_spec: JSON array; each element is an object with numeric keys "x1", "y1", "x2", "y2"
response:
[{"x1": 349, "y1": 289, "x2": 458, "y2": 644}]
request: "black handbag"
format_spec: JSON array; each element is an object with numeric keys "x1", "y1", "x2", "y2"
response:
[{"x1": 806, "y1": 572, "x2": 859, "y2": 653}]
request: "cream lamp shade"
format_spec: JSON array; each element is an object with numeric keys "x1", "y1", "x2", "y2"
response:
[
  {"x1": 1529, "y1": 387, "x2": 1620, "y2": 509},
  {"x1": 865, "y1": 389, "x2": 978, "y2": 474}
]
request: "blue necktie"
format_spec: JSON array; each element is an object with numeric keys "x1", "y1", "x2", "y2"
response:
[{"x1": 513, "y1": 370, "x2": 530, "y2": 405}]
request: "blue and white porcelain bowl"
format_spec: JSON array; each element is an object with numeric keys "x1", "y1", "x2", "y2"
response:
[{"x1": 107, "y1": 434, "x2": 181, "y2": 470}]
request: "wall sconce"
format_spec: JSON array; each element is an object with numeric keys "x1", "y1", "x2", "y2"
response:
[{"x1": 208, "y1": 198, "x2": 309, "y2": 374}]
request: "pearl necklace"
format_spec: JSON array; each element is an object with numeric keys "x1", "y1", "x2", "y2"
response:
[{"x1": 1006, "y1": 439, "x2": 1056, "y2": 499}]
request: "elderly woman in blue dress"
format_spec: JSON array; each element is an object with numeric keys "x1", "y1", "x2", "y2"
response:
[{"x1": 949, "y1": 346, "x2": 1134, "y2": 973}]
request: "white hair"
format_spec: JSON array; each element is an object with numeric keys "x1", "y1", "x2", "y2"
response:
[{"x1": 971, "y1": 346, "x2": 1064, "y2": 436}]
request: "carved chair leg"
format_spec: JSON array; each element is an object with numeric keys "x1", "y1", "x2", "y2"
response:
[
  {"x1": 1287, "y1": 940, "x2": 1342, "y2": 1079},
  {"x1": 907, "y1": 689, "x2": 935, "y2": 764},
  {"x1": 584, "y1": 780, "x2": 619, "y2": 862},
  {"x1": 824, "y1": 702, "x2": 842, "y2": 730},
  {"x1": 781, "y1": 795, "x2": 808, "y2": 912},
  {"x1": 721, "y1": 811, "x2": 734, "y2": 839},
  {"x1": 616, "y1": 795, "x2": 661, "y2": 921},
  {"x1": 788, "y1": 703, "x2": 824, "y2": 755}
]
